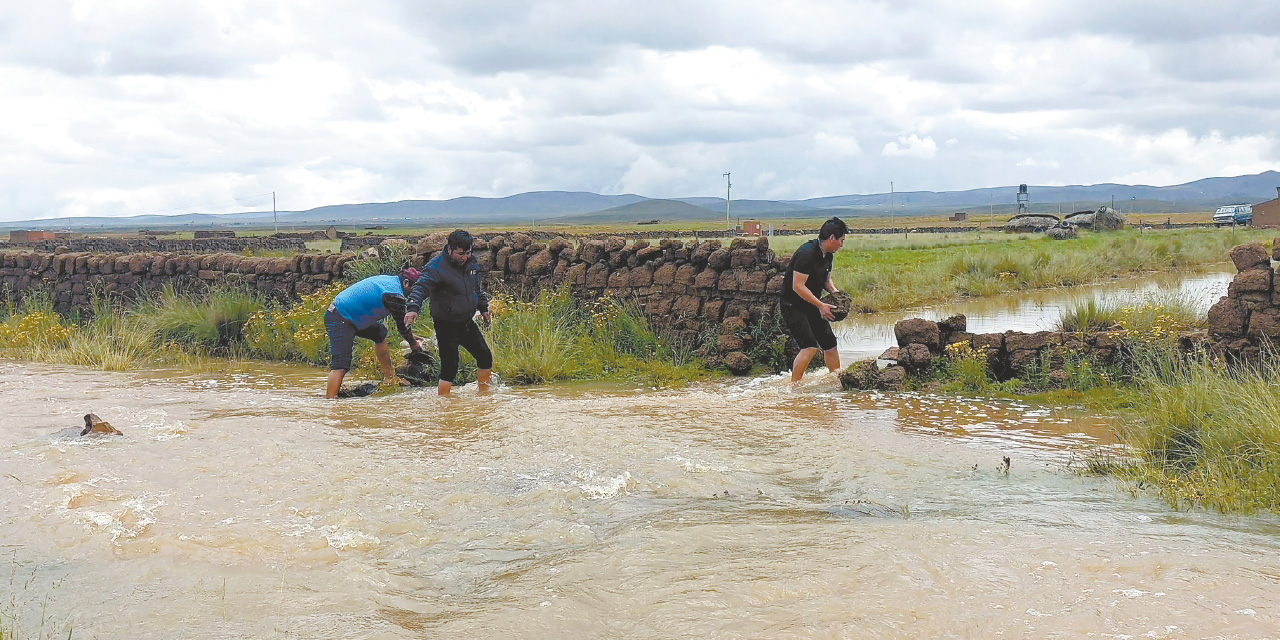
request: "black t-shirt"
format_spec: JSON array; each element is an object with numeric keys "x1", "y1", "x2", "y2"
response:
[{"x1": 780, "y1": 238, "x2": 832, "y2": 309}]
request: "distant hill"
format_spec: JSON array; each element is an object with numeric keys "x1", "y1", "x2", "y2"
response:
[
  {"x1": 672, "y1": 197, "x2": 819, "y2": 215},
  {"x1": 291, "y1": 191, "x2": 648, "y2": 223},
  {"x1": 558, "y1": 199, "x2": 718, "y2": 224},
  {"x1": 794, "y1": 171, "x2": 1280, "y2": 211},
  {"x1": 5, "y1": 171, "x2": 1279, "y2": 229}
]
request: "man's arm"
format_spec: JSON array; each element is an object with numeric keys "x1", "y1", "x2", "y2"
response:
[
  {"x1": 381, "y1": 293, "x2": 421, "y2": 351},
  {"x1": 404, "y1": 266, "x2": 439, "y2": 324},
  {"x1": 792, "y1": 271, "x2": 835, "y2": 321},
  {"x1": 825, "y1": 274, "x2": 839, "y2": 295}
]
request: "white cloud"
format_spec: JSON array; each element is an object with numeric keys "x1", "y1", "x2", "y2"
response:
[
  {"x1": 1, "y1": 0, "x2": 1279, "y2": 221},
  {"x1": 882, "y1": 134, "x2": 938, "y2": 158}
]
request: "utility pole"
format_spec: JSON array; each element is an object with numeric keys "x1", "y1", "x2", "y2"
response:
[
  {"x1": 723, "y1": 172, "x2": 732, "y2": 232},
  {"x1": 272, "y1": 191, "x2": 278, "y2": 236},
  {"x1": 890, "y1": 181, "x2": 895, "y2": 233}
]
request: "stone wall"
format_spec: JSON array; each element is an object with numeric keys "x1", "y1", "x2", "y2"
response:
[
  {"x1": 0, "y1": 232, "x2": 786, "y2": 352},
  {"x1": 409, "y1": 232, "x2": 785, "y2": 349},
  {"x1": 0, "y1": 236, "x2": 307, "y2": 254},
  {"x1": 0, "y1": 251, "x2": 350, "y2": 311}
]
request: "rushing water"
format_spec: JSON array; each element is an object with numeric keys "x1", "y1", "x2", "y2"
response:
[
  {"x1": 4, "y1": 267, "x2": 1280, "y2": 638},
  {"x1": 3, "y1": 358, "x2": 1279, "y2": 639}
]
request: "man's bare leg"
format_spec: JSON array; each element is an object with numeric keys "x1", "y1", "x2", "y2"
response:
[
  {"x1": 824, "y1": 347, "x2": 841, "y2": 373},
  {"x1": 791, "y1": 347, "x2": 819, "y2": 382},
  {"x1": 437, "y1": 380, "x2": 452, "y2": 396},
  {"x1": 477, "y1": 369, "x2": 491, "y2": 392},
  {"x1": 373, "y1": 340, "x2": 400, "y2": 385},
  {"x1": 326, "y1": 369, "x2": 346, "y2": 399}
]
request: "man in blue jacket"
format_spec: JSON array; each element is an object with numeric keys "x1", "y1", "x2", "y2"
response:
[
  {"x1": 323, "y1": 268, "x2": 424, "y2": 398},
  {"x1": 404, "y1": 230, "x2": 494, "y2": 396}
]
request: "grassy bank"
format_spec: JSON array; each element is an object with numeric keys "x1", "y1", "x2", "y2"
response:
[
  {"x1": 0, "y1": 271, "x2": 703, "y2": 389},
  {"x1": 773, "y1": 228, "x2": 1269, "y2": 313}
]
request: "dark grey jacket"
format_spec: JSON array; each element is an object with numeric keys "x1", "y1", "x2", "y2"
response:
[{"x1": 406, "y1": 251, "x2": 491, "y2": 323}]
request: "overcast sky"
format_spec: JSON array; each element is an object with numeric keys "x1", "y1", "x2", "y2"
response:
[{"x1": 3, "y1": 0, "x2": 1280, "y2": 221}]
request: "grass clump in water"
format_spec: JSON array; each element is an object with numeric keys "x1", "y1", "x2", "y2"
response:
[
  {"x1": 1110, "y1": 348, "x2": 1280, "y2": 514},
  {"x1": 485, "y1": 287, "x2": 703, "y2": 387},
  {"x1": 143, "y1": 284, "x2": 264, "y2": 349}
]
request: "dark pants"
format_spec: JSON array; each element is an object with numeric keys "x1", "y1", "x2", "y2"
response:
[
  {"x1": 781, "y1": 305, "x2": 838, "y2": 351},
  {"x1": 324, "y1": 308, "x2": 389, "y2": 371},
  {"x1": 435, "y1": 318, "x2": 493, "y2": 383}
]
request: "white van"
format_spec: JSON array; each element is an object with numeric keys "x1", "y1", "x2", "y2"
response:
[{"x1": 1213, "y1": 204, "x2": 1253, "y2": 227}]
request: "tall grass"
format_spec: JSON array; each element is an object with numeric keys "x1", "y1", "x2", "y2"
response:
[
  {"x1": 142, "y1": 285, "x2": 264, "y2": 349},
  {"x1": 1057, "y1": 291, "x2": 1204, "y2": 334},
  {"x1": 484, "y1": 287, "x2": 704, "y2": 387},
  {"x1": 341, "y1": 244, "x2": 414, "y2": 283},
  {"x1": 1110, "y1": 349, "x2": 1280, "y2": 513}
]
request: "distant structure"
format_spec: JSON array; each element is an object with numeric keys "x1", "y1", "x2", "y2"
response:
[
  {"x1": 325, "y1": 225, "x2": 340, "y2": 240},
  {"x1": 1252, "y1": 187, "x2": 1280, "y2": 228},
  {"x1": 194, "y1": 230, "x2": 235, "y2": 239},
  {"x1": 948, "y1": 212, "x2": 967, "y2": 222},
  {"x1": 636, "y1": 219, "x2": 660, "y2": 225},
  {"x1": 7, "y1": 230, "x2": 56, "y2": 243},
  {"x1": 1016, "y1": 184, "x2": 1029, "y2": 214},
  {"x1": 1003, "y1": 213, "x2": 1059, "y2": 232},
  {"x1": 741, "y1": 220, "x2": 762, "y2": 236}
]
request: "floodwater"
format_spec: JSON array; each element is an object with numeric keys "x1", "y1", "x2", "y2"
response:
[
  {"x1": 836, "y1": 267, "x2": 1234, "y2": 361},
  {"x1": 3, "y1": 267, "x2": 1279, "y2": 639}
]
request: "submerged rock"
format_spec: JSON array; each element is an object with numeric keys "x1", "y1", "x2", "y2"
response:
[
  {"x1": 52, "y1": 413, "x2": 123, "y2": 438},
  {"x1": 336, "y1": 383, "x2": 378, "y2": 398},
  {"x1": 397, "y1": 350, "x2": 437, "y2": 386}
]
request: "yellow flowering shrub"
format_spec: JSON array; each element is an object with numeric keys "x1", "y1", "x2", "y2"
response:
[
  {"x1": 0, "y1": 310, "x2": 75, "y2": 350},
  {"x1": 243, "y1": 283, "x2": 345, "y2": 365}
]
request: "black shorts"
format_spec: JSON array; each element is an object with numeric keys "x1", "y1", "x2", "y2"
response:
[
  {"x1": 324, "y1": 307, "x2": 390, "y2": 371},
  {"x1": 781, "y1": 304, "x2": 838, "y2": 351},
  {"x1": 435, "y1": 318, "x2": 493, "y2": 383}
]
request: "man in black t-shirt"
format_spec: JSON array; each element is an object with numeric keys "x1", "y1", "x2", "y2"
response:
[{"x1": 779, "y1": 217, "x2": 848, "y2": 382}]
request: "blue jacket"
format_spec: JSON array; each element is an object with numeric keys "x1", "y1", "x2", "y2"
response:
[
  {"x1": 331, "y1": 274, "x2": 415, "y2": 342},
  {"x1": 407, "y1": 251, "x2": 490, "y2": 323}
]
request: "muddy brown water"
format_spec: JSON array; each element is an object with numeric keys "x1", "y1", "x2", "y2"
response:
[{"x1": 3, "y1": 354, "x2": 1279, "y2": 638}]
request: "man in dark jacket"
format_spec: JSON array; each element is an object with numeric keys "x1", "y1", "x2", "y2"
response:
[
  {"x1": 324, "y1": 268, "x2": 424, "y2": 398},
  {"x1": 780, "y1": 217, "x2": 848, "y2": 382},
  {"x1": 404, "y1": 230, "x2": 494, "y2": 395}
]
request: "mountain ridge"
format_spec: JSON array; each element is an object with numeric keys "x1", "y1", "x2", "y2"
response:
[{"x1": 6, "y1": 172, "x2": 1279, "y2": 229}]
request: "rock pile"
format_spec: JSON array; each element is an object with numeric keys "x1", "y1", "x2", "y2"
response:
[
  {"x1": 1204, "y1": 241, "x2": 1280, "y2": 363},
  {"x1": 840, "y1": 313, "x2": 1128, "y2": 391}
]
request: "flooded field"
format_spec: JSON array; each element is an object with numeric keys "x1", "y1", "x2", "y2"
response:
[
  {"x1": 836, "y1": 267, "x2": 1233, "y2": 361},
  {"x1": 3, "y1": 356, "x2": 1279, "y2": 638}
]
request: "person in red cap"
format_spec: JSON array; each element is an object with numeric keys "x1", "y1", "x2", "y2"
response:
[{"x1": 322, "y1": 267, "x2": 424, "y2": 398}]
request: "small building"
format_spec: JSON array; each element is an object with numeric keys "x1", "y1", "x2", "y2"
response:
[
  {"x1": 325, "y1": 225, "x2": 340, "y2": 240},
  {"x1": 948, "y1": 212, "x2": 967, "y2": 222},
  {"x1": 8, "y1": 230, "x2": 56, "y2": 243},
  {"x1": 741, "y1": 220, "x2": 762, "y2": 236},
  {"x1": 1252, "y1": 188, "x2": 1280, "y2": 228}
]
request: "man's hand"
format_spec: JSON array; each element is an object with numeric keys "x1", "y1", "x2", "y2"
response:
[
  {"x1": 383, "y1": 376, "x2": 409, "y2": 387},
  {"x1": 404, "y1": 311, "x2": 418, "y2": 325},
  {"x1": 408, "y1": 338, "x2": 422, "y2": 353},
  {"x1": 481, "y1": 311, "x2": 492, "y2": 326},
  {"x1": 818, "y1": 302, "x2": 836, "y2": 322}
]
